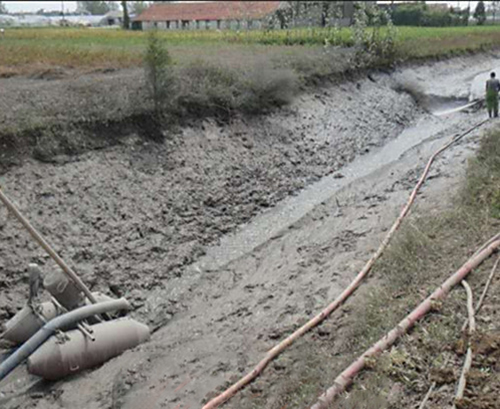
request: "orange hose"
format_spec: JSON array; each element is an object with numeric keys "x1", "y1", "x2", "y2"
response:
[
  {"x1": 311, "y1": 238, "x2": 500, "y2": 409},
  {"x1": 202, "y1": 119, "x2": 489, "y2": 409}
]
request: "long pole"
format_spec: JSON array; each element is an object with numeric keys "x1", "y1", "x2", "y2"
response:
[{"x1": 0, "y1": 187, "x2": 98, "y2": 305}]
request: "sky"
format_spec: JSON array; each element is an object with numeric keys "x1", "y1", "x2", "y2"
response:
[
  {"x1": 4, "y1": 2, "x2": 78, "y2": 13},
  {"x1": 1, "y1": 1, "x2": 485, "y2": 14}
]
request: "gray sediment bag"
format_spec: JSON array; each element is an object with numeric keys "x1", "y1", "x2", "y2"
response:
[{"x1": 28, "y1": 318, "x2": 150, "y2": 380}]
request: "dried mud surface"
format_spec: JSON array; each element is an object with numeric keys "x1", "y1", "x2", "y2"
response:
[{"x1": 0, "y1": 53, "x2": 499, "y2": 409}]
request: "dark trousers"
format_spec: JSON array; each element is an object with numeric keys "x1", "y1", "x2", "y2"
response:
[{"x1": 487, "y1": 91, "x2": 499, "y2": 118}]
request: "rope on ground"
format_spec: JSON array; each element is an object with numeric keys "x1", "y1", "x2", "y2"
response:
[
  {"x1": 476, "y1": 255, "x2": 500, "y2": 313},
  {"x1": 421, "y1": 254, "x2": 497, "y2": 408},
  {"x1": 417, "y1": 382, "x2": 435, "y2": 409},
  {"x1": 453, "y1": 281, "x2": 476, "y2": 408},
  {"x1": 460, "y1": 254, "x2": 499, "y2": 332},
  {"x1": 202, "y1": 120, "x2": 490, "y2": 409},
  {"x1": 310, "y1": 237, "x2": 500, "y2": 409}
]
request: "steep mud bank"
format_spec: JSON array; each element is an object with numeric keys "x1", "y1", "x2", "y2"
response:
[{"x1": 0, "y1": 53, "x2": 497, "y2": 409}]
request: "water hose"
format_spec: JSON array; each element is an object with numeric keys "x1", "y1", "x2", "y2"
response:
[
  {"x1": 310, "y1": 238, "x2": 500, "y2": 409},
  {"x1": 0, "y1": 187, "x2": 99, "y2": 305},
  {"x1": 435, "y1": 100, "x2": 482, "y2": 117},
  {"x1": 202, "y1": 119, "x2": 490, "y2": 409},
  {"x1": 0, "y1": 298, "x2": 130, "y2": 382}
]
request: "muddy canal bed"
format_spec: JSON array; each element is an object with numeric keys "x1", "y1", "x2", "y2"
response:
[
  {"x1": 0, "y1": 74, "x2": 418, "y2": 327},
  {"x1": 0, "y1": 52, "x2": 499, "y2": 409}
]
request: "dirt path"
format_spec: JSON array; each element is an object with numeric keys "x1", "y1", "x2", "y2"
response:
[{"x1": 0, "y1": 53, "x2": 498, "y2": 409}]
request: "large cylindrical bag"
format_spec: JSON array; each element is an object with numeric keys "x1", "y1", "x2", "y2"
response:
[{"x1": 27, "y1": 318, "x2": 150, "y2": 380}]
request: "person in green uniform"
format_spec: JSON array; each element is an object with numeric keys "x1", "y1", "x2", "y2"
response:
[{"x1": 486, "y1": 72, "x2": 500, "y2": 118}]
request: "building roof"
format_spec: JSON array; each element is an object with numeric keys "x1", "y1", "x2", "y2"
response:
[{"x1": 133, "y1": 1, "x2": 282, "y2": 22}]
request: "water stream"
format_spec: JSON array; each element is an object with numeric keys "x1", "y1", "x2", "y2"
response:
[{"x1": 195, "y1": 112, "x2": 465, "y2": 272}]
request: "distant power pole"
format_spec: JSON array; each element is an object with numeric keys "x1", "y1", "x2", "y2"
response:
[{"x1": 61, "y1": 1, "x2": 64, "y2": 18}]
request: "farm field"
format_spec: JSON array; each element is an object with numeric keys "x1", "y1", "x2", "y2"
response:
[
  {"x1": 1, "y1": 24, "x2": 499, "y2": 135},
  {"x1": 1, "y1": 25, "x2": 500, "y2": 75}
]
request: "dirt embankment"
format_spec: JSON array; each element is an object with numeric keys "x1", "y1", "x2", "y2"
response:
[{"x1": 0, "y1": 52, "x2": 499, "y2": 409}]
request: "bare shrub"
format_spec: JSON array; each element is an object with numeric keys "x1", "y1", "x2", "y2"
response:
[
  {"x1": 175, "y1": 60, "x2": 299, "y2": 118},
  {"x1": 175, "y1": 62, "x2": 240, "y2": 117},
  {"x1": 241, "y1": 66, "x2": 298, "y2": 113}
]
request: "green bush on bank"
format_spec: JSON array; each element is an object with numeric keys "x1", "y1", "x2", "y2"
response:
[
  {"x1": 391, "y1": 3, "x2": 469, "y2": 27},
  {"x1": 461, "y1": 129, "x2": 500, "y2": 218}
]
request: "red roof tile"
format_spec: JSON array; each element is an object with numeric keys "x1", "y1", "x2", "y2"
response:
[{"x1": 133, "y1": 1, "x2": 282, "y2": 22}]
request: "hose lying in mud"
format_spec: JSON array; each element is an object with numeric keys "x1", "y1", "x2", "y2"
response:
[
  {"x1": 202, "y1": 119, "x2": 490, "y2": 409},
  {"x1": 310, "y1": 237, "x2": 500, "y2": 409},
  {"x1": 0, "y1": 187, "x2": 99, "y2": 305},
  {"x1": 0, "y1": 298, "x2": 130, "y2": 382}
]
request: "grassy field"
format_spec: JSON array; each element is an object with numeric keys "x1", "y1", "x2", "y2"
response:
[{"x1": 1, "y1": 25, "x2": 500, "y2": 74}]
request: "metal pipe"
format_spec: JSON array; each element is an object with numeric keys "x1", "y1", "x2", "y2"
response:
[
  {"x1": 0, "y1": 187, "x2": 98, "y2": 304},
  {"x1": 50, "y1": 297, "x2": 95, "y2": 341},
  {"x1": 0, "y1": 298, "x2": 130, "y2": 382}
]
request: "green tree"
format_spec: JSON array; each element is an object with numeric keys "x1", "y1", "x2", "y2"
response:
[
  {"x1": 121, "y1": 0, "x2": 130, "y2": 29},
  {"x1": 474, "y1": 1, "x2": 486, "y2": 25},
  {"x1": 0, "y1": 1, "x2": 7, "y2": 14},
  {"x1": 144, "y1": 30, "x2": 173, "y2": 116},
  {"x1": 351, "y1": 2, "x2": 397, "y2": 67},
  {"x1": 391, "y1": 3, "x2": 426, "y2": 26},
  {"x1": 107, "y1": 1, "x2": 119, "y2": 11},
  {"x1": 491, "y1": 1, "x2": 500, "y2": 23},
  {"x1": 77, "y1": 1, "x2": 112, "y2": 15}
]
